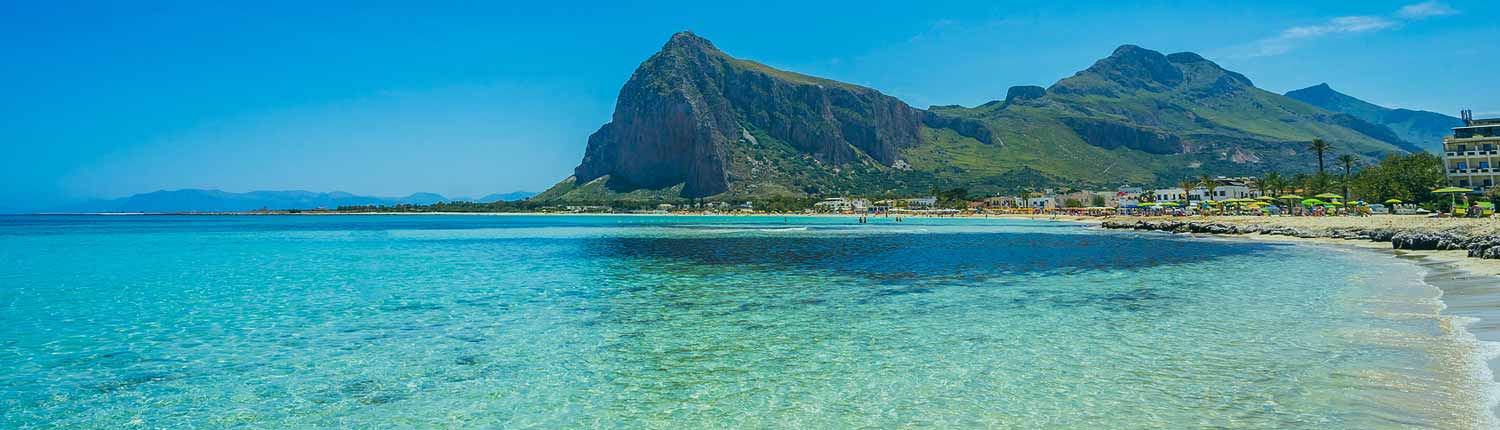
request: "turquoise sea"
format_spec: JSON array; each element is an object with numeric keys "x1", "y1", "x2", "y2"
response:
[{"x1": 0, "y1": 214, "x2": 1495, "y2": 429}]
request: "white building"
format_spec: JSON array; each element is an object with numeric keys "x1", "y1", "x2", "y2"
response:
[
  {"x1": 1027, "y1": 197, "x2": 1057, "y2": 209},
  {"x1": 1443, "y1": 111, "x2": 1500, "y2": 191},
  {"x1": 816, "y1": 197, "x2": 852, "y2": 212}
]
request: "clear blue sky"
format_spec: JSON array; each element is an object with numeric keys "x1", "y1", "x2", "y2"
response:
[{"x1": 2, "y1": 1, "x2": 1494, "y2": 207}]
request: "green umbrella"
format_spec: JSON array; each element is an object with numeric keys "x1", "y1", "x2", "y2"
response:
[
  {"x1": 1315, "y1": 193, "x2": 1343, "y2": 200},
  {"x1": 1479, "y1": 202, "x2": 1495, "y2": 209},
  {"x1": 1139, "y1": 202, "x2": 1157, "y2": 207},
  {"x1": 1300, "y1": 198, "x2": 1325, "y2": 206},
  {"x1": 1278, "y1": 194, "x2": 1303, "y2": 200},
  {"x1": 1433, "y1": 187, "x2": 1475, "y2": 213},
  {"x1": 1158, "y1": 202, "x2": 1181, "y2": 207},
  {"x1": 1383, "y1": 199, "x2": 1403, "y2": 204},
  {"x1": 1326, "y1": 201, "x2": 1344, "y2": 206}
]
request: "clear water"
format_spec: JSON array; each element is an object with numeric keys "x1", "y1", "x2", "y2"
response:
[{"x1": 0, "y1": 215, "x2": 1492, "y2": 429}]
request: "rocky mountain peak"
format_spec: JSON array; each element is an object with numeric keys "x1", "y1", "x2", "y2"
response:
[
  {"x1": 1051, "y1": 44, "x2": 1183, "y2": 95},
  {"x1": 662, "y1": 31, "x2": 718, "y2": 53}
]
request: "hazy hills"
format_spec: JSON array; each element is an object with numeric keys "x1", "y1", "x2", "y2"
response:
[
  {"x1": 40, "y1": 189, "x2": 537, "y2": 213},
  {"x1": 1284, "y1": 83, "x2": 1461, "y2": 153},
  {"x1": 539, "y1": 33, "x2": 1425, "y2": 203}
]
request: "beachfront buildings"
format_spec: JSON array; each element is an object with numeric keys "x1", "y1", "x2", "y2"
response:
[
  {"x1": 1442, "y1": 111, "x2": 1500, "y2": 192},
  {"x1": 1148, "y1": 178, "x2": 1260, "y2": 204}
]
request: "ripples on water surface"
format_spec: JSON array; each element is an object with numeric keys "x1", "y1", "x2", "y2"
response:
[{"x1": 0, "y1": 215, "x2": 1493, "y2": 429}]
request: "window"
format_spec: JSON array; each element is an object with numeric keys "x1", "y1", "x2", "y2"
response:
[
  {"x1": 1486, "y1": 179, "x2": 1494, "y2": 187},
  {"x1": 1483, "y1": 162, "x2": 1491, "y2": 169},
  {"x1": 1458, "y1": 162, "x2": 1468, "y2": 170}
]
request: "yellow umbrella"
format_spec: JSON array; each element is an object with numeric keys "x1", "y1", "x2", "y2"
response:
[
  {"x1": 1433, "y1": 187, "x2": 1474, "y2": 211},
  {"x1": 1315, "y1": 193, "x2": 1343, "y2": 200}
]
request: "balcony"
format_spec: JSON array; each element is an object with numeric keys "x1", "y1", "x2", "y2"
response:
[
  {"x1": 1444, "y1": 150, "x2": 1500, "y2": 158},
  {"x1": 1445, "y1": 136, "x2": 1500, "y2": 144},
  {"x1": 1448, "y1": 167, "x2": 1500, "y2": 175}
]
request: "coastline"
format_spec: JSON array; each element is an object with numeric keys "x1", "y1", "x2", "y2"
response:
[{"x1": 1095, "y1": 216, "x2": 1500, "y2": 423}]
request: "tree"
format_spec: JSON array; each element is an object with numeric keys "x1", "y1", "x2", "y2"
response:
[
  {"x1": 1308, "y1": 139, "x2": 1331, "y2": 173},
  {"x1": 1337, "y1": 154, "x2": 1357, "y2": 205},
  {"x1": 1349, "y1": 153, "x2": 1446, "y2": 205},
  {"x1": 1261, "y1": 172, "x2": 1286, "y2": 197},
  {"x1": 1090, "y1": 194, "x2": 1106, "y2": 207},
  {"x1": 1178, "y1": 178, "x2": 1198, "y2": 202},
  {"x1": 1200, "y1": 175, "x2": 1220, "y2": 215}
]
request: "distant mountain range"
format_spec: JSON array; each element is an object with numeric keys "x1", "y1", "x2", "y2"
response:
[
  {"x1": 537, "y1": 32, "x2": 1431, "y2": 202},
  {"x1": 1284, "y1": 83, "x2": 1462, "y2": 153},
  {"x1": 41, "y1": 189, "x2": 537, "y2": 213}
]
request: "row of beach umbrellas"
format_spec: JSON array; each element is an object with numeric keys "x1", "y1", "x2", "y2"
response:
[{"x1": 1134, "y1": 187, "x2": 1478, "y2": 211}]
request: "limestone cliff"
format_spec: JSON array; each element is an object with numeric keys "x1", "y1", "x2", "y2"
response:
[{"x1": 572, "y1": 32, "x2": 943, "y2": 198}]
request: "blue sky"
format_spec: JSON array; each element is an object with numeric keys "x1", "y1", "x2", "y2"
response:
[{"x1": 1, "y1": 1, "x2": 1494, "y2": 206}]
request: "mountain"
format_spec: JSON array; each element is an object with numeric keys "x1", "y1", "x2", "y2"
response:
[
  {"x1": 1285, "y1": 83, "x2": 1462, "y2": 153},
  {"x1": 539, "y1": 33, "x2": 1419, "y2": 202},
  {"x1": 51, "y1": 190, "x2": 460, "y2": 213},
  {"x1": 475, "y1": 191, "x2": 537, "y2": 202}
]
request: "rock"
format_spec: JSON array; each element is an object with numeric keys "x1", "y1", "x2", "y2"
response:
[
  {"x1": 1056, "y1": 117, "x2": 1183, "y2": 155},
  {"x1": 573, "y1": 31, "x2": 930, "y2": 197},
  {"x1": 1002, "y1": 85, "x2": 1047, "y2": 106}
]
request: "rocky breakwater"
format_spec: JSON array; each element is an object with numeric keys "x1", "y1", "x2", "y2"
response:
[{"x1": 1101, "y1": 219, "x2": 1500, "y2": 260}]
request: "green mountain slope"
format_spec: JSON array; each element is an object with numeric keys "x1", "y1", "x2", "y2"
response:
[
  {"x1": 1285, "y1": 83, "x2": 1462, "y2": 153},
  {"x1": 539, "y1": 35, "x2": 1418, "y2": 202}
]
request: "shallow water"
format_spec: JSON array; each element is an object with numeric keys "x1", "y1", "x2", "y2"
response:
[{"x1": 0, "y1": 215, "x2": 1492, "y2": 429}]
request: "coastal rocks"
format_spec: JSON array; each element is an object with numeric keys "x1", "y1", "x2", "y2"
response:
[
  {"x1": 1391, "y1": 231, "x2": 1461, "y2": 251},
  {"x1": 1103, "y1": 219, "x2": 1500, "y2": 261}
]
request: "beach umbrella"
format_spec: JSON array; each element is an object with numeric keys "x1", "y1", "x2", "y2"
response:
[
  {"x1": 1479, "y1": 202, "x2": 1495, "y2": 209},
  {"x1": 1315, "y1": 193, "x2": 1343, "y2": 200},
  {"x1": 1158, "y1": 202, "x2": 1180, "y2": 207},
  {"x1": 1256, "y1": 196, "x2": 1276, "y2": 201},
  {"x1": 1300, "y1": 198, "x2": 1325, "y2": 206},
  {"x1": 1432, "y1": 187, "x2": 1474, "y2": 212},
  {"x1": 1326, "y1": 201, "x2": 1344, "y2": 206},
  {"x1": 1278, "y1": 194, "x2": 1303, "y2": 200},
  {"x1": 1383, "y1": 199, "x2": 1403, "y2": 204}
]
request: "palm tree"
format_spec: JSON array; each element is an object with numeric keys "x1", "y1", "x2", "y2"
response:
[
  {"x1": 1308, "y1": 139, "x2": 1331, "y2": 173},
  {"x1": 1337, "y1": 154, "x2": 1357, "y2": 210},
  {"x1": 1261, "y1": 172, "x2": 1286, "y2": 198},
  {"x1": 1200, "y1": 174, "x2": 1220, "y2": 215},
  {"x1": 1178, "y1": 178, "x2": 1197, "y2": 202}
]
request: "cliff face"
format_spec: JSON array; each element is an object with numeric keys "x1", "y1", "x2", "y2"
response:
[
  {"x1": 547, "y1": 37, "x2": 1423, "y2": 202},
  {"x1": 574, "y1": 32, "x2": 932, "y2": 197}
]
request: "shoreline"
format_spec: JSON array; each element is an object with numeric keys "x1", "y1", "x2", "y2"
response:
[{"x1": 1095, "y1": 217, "x2": 1500, "y2": 423}]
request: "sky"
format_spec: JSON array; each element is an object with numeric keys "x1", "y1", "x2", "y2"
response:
[{"x1": 2, "y1": 0, "x2": 1495, "y2": 207}]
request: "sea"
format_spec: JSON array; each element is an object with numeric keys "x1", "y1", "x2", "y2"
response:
[{"x1": 0, "y1": 214, "x2": 1495, "y2": 429}]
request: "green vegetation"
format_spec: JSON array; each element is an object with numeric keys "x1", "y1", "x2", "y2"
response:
[
  {"x1": 1345, "y1": 152, "x2": 1447, "y2": 206},
  {"x1": 538, "y1": 37, "x2": 1421, "y2": 206}
]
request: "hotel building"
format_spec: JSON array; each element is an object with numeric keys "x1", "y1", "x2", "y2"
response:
[{"x1": 1443, "y1": 110, "x2": 1500, "y2": 191}]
